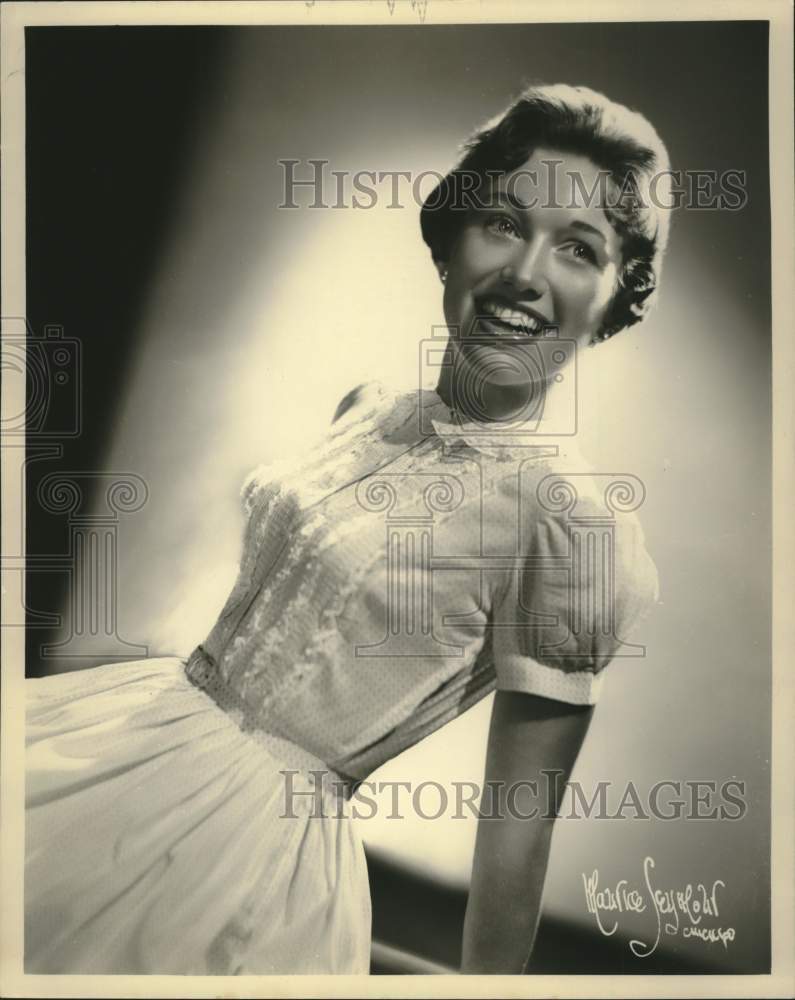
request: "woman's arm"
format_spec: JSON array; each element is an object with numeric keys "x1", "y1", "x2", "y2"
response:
[{"x1": 461, "y1": 690, "x2": 594, "y2": 974}]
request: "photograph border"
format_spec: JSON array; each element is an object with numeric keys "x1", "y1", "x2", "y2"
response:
[{"x1": 2, "y1": 2, "x2": 792, "y2": 997}]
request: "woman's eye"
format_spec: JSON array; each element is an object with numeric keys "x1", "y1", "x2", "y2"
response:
[
  {"x1": 562, "y1": 241, "x2": 598, "y2": 264},
  {"x1": 485, "y1": 214, "x2": 521, "y2": 239}
]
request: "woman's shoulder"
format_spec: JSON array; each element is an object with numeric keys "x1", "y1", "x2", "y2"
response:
[
  {"x1": 331, "y1": 382, "x2": 378, "y2": 424},
  {"x1": 330, "y1": 380, "x2": 401, "y2": 425},
  {"x1": 329, "y1": 379, "x2": 430, "y2": 448},
  {"x1": 490, "y1": 460, "x2": 660, "y2": 690},
  {"x1": 239, "y1": 380, "x2": 418, "y2": 514}
]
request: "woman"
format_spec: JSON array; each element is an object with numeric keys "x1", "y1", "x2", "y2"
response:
[{"x1": 25, "y1": 84, "x2": 670, "y2": 975}]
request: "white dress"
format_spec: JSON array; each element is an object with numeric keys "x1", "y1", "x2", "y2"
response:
[{"x1": 25, "y1": 381, "x2": 659, "y2": 974}]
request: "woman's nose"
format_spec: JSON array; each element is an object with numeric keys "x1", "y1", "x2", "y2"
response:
[{"x1": 501, "y1": 241, "x2": 549, "y2": 299}]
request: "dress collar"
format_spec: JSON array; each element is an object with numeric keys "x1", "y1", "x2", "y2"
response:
[{"x1": 418, "y1": 386, "x2": 576, "y2": 461}]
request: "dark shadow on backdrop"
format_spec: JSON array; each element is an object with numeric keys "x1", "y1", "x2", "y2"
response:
[{"x1": 25, "y1": 27, "x2": 231, "y2": 674}]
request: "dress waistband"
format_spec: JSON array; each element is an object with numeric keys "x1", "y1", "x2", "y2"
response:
[{"x1": 184, "y1": 645, "x2": 357, "y2": 803}]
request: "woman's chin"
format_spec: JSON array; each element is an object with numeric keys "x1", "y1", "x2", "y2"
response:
[
  {"x1": 480, "y1": 370, "x2": 535, "y2": 388},
  {"x1": 459, "y1": 343, "x2": 542, "y2": 384},
  {"x1": 478, "y1": 378, "x2": 545, "y2": 420},
  {"x1": 451, "y1": 345, "x2": 548, "y2": 417}
]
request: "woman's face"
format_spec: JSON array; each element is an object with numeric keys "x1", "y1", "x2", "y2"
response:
[{"x1": 439, "y1": 146, "x2": 623, "y2": 420}]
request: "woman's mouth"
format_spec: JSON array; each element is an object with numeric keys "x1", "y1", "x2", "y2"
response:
[{"x1": 471, "y1": 296, "x2": 553, "y2": 340}]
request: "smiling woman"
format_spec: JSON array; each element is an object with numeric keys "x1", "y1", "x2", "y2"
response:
[
  {"x1": 424, "y1": 83, "x2": 671, "y2": 424},
  {"x1": 25, "y1": 82, "x2": 668, "y2": 975},
  {"x1": 439, "y1": 150, "x2": 625, "y2": 420}
]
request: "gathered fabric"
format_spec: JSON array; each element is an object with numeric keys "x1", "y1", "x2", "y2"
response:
[{"x1": 25, "y1": 656, "x2": 371, "y2": 974}]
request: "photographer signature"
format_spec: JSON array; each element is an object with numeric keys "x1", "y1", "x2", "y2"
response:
[{"x1": 582, "y1": 856, "x2": 736, "y2": 956}]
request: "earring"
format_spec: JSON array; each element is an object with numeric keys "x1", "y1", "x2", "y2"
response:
[{"x1": 441, "y1": 269, "x2": 448, "y2": 283}]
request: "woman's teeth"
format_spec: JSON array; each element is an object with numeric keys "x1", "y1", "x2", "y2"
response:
[{"x1": 477, "y1": 298, "x2": 545, "y2": 335}]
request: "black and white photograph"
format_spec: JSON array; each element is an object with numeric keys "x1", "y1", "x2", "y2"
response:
[{"x1": 1, "y1": 1, "x2": 793, "y2": 995}]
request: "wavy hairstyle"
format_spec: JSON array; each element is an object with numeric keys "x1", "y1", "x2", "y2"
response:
[{"x1": 420, "y1": 84, "x2": 672, "y2": 340}]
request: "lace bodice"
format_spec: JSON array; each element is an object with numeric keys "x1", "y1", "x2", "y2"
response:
[{"x1": 185, "y1": 381, "x2": 659, "y2": 783}]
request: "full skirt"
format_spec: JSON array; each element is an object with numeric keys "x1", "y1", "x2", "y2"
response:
[{"x1": 25, "y1": 656, "x2": 372, "y2": 974}]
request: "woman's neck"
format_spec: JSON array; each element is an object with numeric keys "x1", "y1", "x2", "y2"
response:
[{"x1": 435, "y1": 353, "x2": 553, "y2": 426}]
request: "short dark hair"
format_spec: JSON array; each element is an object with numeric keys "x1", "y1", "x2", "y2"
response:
[{"x1": 420, "y1": 84, "x2": 672, "y2": 340}]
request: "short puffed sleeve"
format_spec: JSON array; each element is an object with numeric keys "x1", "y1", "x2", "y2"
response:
[{"x1": 489, "y1": 481, "x2": 660, "y2": 705}]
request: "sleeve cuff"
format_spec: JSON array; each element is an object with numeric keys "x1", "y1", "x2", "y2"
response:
[{"x1": 495, "y1": 654, "x2": 606, "y2": 705}]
